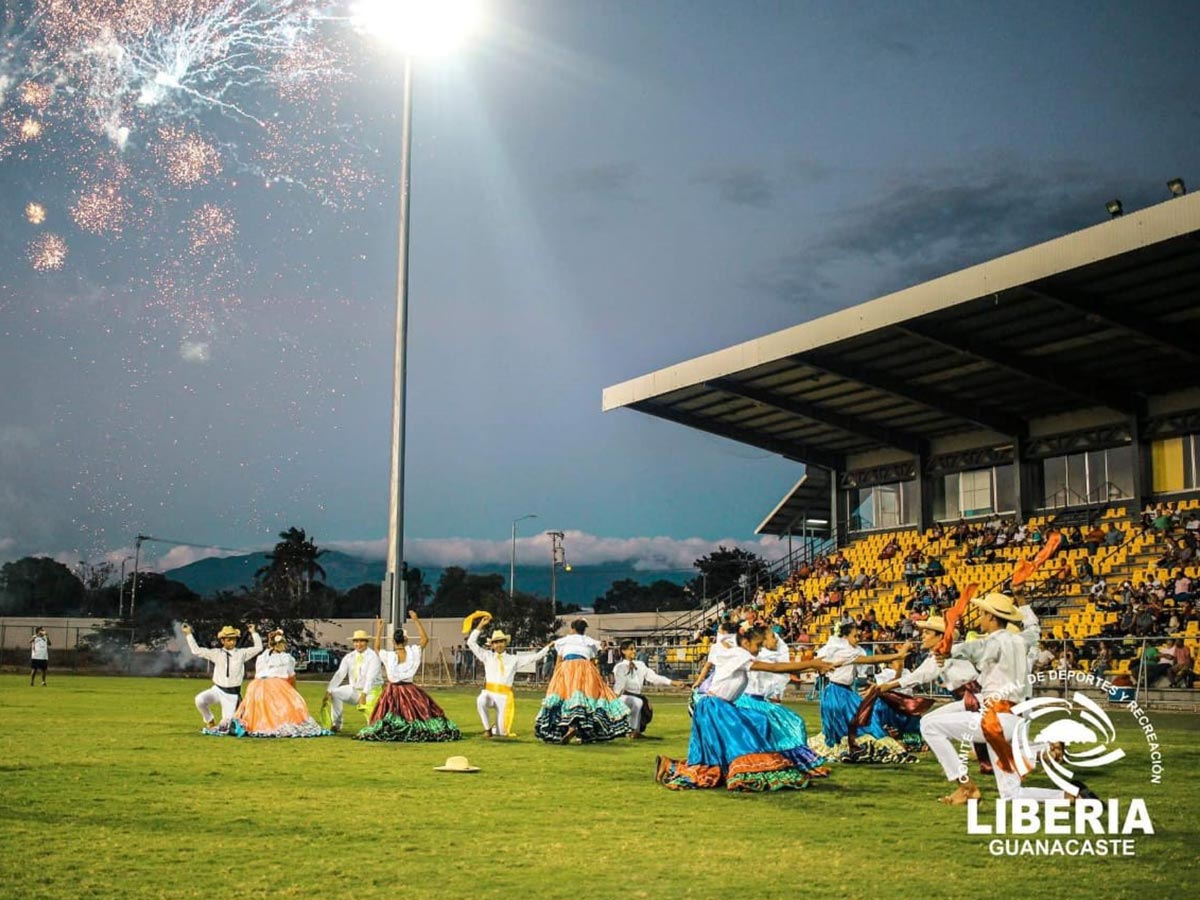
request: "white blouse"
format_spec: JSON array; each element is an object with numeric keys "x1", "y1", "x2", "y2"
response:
[
  {"x1": 380, "y1": 646, "x2": 422, "y2": 683},
  {"x1": 256, "y1": 650, "x2": 296, "y2": 679},
  {"x1": 816, "y1": 636, "x2": 864, "y2": 686},
  {"x1": 554, "y1": 634, "x2": 601, "y2": 660},
  {"x1": 747, "y1": 639, "x2": 789, "y2": 697},
  {"x1": 706, "y1": 646, "x2": 757, "y2": 703}
]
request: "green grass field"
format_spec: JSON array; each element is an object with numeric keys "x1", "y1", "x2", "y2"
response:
[{"x1": 1, "y1": 674, "x2": 1196, "y2": 899}]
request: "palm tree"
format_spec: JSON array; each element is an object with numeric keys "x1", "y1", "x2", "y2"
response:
[{"x1": 256, "y1": 527, "x2": 327, "y2": 605}]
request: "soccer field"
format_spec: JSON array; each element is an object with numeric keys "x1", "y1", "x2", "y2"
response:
[{"x1": 1, "y1": 674, "x2": 1196, "y2": 900}]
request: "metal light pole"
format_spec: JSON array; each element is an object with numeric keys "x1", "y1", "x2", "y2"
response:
[
  {"x1": 117, "y1": 555, "x2": 133, "y2": 618},
  {"x1": 129, "y1": 534, "x2": 145, "y2": 621},
  {"x1": 510, "y1": 514, "x2": 537, "y2": 600},
  {"x1": 382, "y1": 54, "x2": 415, "y2": 630},
  {"x1": 548, "y1": 530, "x2": 567, "y2": 621}
]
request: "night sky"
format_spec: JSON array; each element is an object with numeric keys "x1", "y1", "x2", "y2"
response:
[{"x1": 1, "y1": 0, "x2": 1197, "y2": 573}]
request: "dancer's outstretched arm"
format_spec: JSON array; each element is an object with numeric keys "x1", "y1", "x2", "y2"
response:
[{"x1": 409, "y1": 610, "x2": 429, "y2": 649}]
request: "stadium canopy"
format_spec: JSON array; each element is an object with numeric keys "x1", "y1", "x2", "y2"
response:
[
  {"x1": 603, "y1": 192, "x2": 1200, "y2": 477},
  {"x1": 754, "y1": 469, "x2": 832, "y2": 537}
]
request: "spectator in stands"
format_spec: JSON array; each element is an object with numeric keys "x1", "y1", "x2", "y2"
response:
[
  {"x1": 879, "y1": 537, "x2": 900, "y2": 560},
  {"x1": 1091, "y1": 643, "x2": 1112, "y2": 681},
  {"x1": 925, "y1": 557, "x2": 945, "y2": 579},
  {"x1": 1089, "y1": 577, "x2": 1109, "y2": 604},
  {"x1": 1104, "y1": 523, "x2": 1124, "y2": 548},
  {"x1": 1084, "y1": 524, "x2": 1106, "y2": 556},
  {"x1": 1077, "y1": 557, "x2": 1095, "y2": 582},
  {"x1": 1067, "y1": 525, "x2": 1085, "y2": 548},
  {"x1": 1032, "y1": 642, "x2": 1055, "y2": 673},
  {"x1": 1174, "y1": 572, "x2": 1195, "y2": 603},
  {"x1": 1133, "y1": 604, "x2": 1158, "y2": 638},
  {"x1": 1168, "y1": 639, "x2": 1194, "y2": 688}
]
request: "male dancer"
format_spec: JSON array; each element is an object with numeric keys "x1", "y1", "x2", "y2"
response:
[
  {"x1": 325, "y1": 628, "x2": 383, "y2": 731},
  {"x1": 466, "y1": 613, "x2": 550, "y2": 737},
  {"x1": 182, "y1": 623, "x2": 262, "y2": 730},
  {"x1": 919, "y1": 593, "x2": 1078, "y2": 804},
  {"x1": 613, "y1": 640, "x2": 686, "y2": 737}
]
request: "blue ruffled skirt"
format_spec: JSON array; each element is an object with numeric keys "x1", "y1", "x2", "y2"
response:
[{"x1": 735, "y1": 694, "x2": 828, "y2": 775}]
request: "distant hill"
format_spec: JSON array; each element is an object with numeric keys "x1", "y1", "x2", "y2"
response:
[{"x1": 163, "y1": 551, "x2": 692, "y2": 608}]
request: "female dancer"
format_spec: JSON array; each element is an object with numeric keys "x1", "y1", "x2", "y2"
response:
[
  {"x1": 734, "y1": 626, "x2": 828, "y2": 778},
  {"x1": 232, "y1": 630, "x2": 330, "y2": 738},
  {"x1": 534, "y1": 619, "x2": 631, "y2": 743},
  {"x1": 656, "y1": 625, "x2": 833, "y2": 791},
  {"x1": 355, "y1": 612, "x2": 461, "y2": 742},
  {"x1": 809, "y1": 624, "x2": 914, "y2": 763}
]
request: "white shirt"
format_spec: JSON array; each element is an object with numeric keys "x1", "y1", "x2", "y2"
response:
[
  {"x1": 898, "y1": 654, "x2": 979, "y2": 692},
  {"x1": 706, "y1": 646, "x2": 757, "y2": 702},
  {"x1": 255, "y1": 650, "x2": 296, "y2": 679},
  {"x1": 613, "y1": 659, "x2": 672, "y2": 695},
  {"x1": 186, "y1": 632, "x2": 263, "y2": 689},
  {"x1": 467, "y1": 629, "x2": 550, "y2": 687},
  {"x1": 747, "y1": 638, "x2": 790, "y2": 698},
  {"x1": 554, "y1": 634, "x2": 601, "y2": 660},
  {"x1": 380, "y1": 646, "x2": 422, "y2": 683},
  {"x1": 816, "y1": 636, "x2": 864, "y2": 686},
  {"x1": 328, "y1": 648, "x2": 383, "y2": 692},
  {"x1": 30, "y1": 636, "x2": 49, "y2": 661},
  {"x1": 952, "y1": 627, "x2": 1030, "y2": 703}
]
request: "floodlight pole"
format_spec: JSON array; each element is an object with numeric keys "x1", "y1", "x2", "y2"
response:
[
  {"x1": 383, "y1": 54, "x2": 414, "y2": 630},
  {"x1": 510, "y1": 514, "x2": 537, "y2": 600},
  {"x1": 117, "y1": 555, "x2": 133, "y2": 618},
  {"x1": 129, "y1": 535, "x2": 145, "y2": 621}
]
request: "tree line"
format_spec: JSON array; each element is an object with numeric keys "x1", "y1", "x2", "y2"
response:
[{"x1": 0, "y1": 527, "x2": 768, "y2": 647}]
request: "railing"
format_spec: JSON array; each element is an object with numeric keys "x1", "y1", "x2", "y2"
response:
[{"x1": 647, "y1": 534, "x2": 839, "y2": 641}]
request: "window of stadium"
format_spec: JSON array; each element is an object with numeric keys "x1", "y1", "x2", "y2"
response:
[{"x1": 1042, "y1": 445, "x2": 1135, "y2": 508}]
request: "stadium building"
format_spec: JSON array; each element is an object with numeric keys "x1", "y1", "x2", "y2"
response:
[{"x1": 603, "y1": 191, "x2": 1200, "y2": 547}]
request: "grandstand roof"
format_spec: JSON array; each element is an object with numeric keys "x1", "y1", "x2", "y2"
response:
[
  {"x1": 603, "y1": 192, "x2": 1200, "y2": 472},
  {"x1": 755, "y1": 469, "x2": 832, "y2": 536}
]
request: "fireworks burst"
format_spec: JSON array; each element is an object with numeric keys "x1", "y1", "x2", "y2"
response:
[
  {"x1": 25, "y1": 201, "x2": 47, "y2": 224},
  {"x1": 70, "y1": 181, "x2": 130, "y2": 234},
  {"x1": 20, "y1": 82, "x2": 54, "y2": 110},
  {"x1": 19, "y1": 116, "x2": 42, "y2": 140},
  {"x1": 186, "y1": 203, "x2": 235, "y2": 250},
  {"x1": 28, "y1": 232, "x2": 68, "y2": 271},
  {"x1": 156, "y1": 125, "x2": 221, "y2": 186}
]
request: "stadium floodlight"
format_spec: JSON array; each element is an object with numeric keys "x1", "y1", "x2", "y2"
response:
[
  {"x1": 1106, "y1": 199, "x2": 1124, "y2": 218},
  {"x1": 1167, "y1": 177, "x2": 1186, "y2": 197},
  {"x1": 353, "y1": 0, "x2": 485, "y2": 629},
  {"x1": 351, "y1": 0, "x2": 483, "y2": 56}
]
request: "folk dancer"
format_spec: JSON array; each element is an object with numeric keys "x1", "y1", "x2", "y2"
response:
[
  {"x1": 534, "y1": 619, "x2": 632, "y2": 743},
  {"x1": 466, "y1": 612, "x2": 550, "y2": 737},
  {"x1": 231, "y1": 630, "x2": 330, "y2": 738},
  {"x1": 182, "y1": 623, "x2": 262, "y2": 731},
  {"x1": 656, "y1": 626, "x2": 834, "y2": 791},
  {"x1": 613, "y1": 639, "x2": 686, "y2": 737},
  {"x1": 356, "y1": 612, "x2": 461, "y2": 742},
  {"x1": 325, "y1": 627, "x2": 383, "y2": 732},
  {"x1": 920, "y1": 592, "x2": 1083, "y2": 804}
]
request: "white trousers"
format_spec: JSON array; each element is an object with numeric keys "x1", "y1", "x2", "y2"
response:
[
  {"x1": 921, "y1": 701, "x2": 1062, "y2": 800},
  {"x1": 477, "y1": 689, "x2": 511, "y2": 735},
  {"x1": 621, "y1": 694, "x2": 647, "y2": 733},
  {"x1": 328, "y1": 684, "x2": 363, "y2": 726},
  {"x1": 194, "y1": 686, "x2": 239, "y2": 725}
]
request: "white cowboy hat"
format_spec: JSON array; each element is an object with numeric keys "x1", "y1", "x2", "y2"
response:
[
  {"x1": 488, "y1": 629, "x2": 511, "y2": 643},
  {"x1": 434, "y1": 755, "x2": 480, "y2": 773},
  {"x1": 349, "y1": 630, "x2": 371, "y2": 642},
  {"x1": 217, "y1": 626, "x2": 241, "y2": 640},
  {"x1": 915, "y1": 616, "x2": 947, "y2": 633}
]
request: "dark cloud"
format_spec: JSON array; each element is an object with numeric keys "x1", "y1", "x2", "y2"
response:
[
  {"x1": 756, "y1": 157, "x2": 1125, "y2": 309},
  {"x1": 692, "y1": 166, "x2": 774, "y2": 208},
  {"x1": 558, "y1": 161, "x2": 638, "y2": 195}
]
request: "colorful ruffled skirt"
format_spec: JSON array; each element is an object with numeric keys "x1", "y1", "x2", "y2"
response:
[
  {"x1": 869, "y1": 696, "x2": 925, "y2": 752},
  {"x1": 354, "y1": 682, "x2": 461, "y2": 742},
  {"x1": 810, "y1": 681, "x2": 914, "y2": 763},
  {"x1": 223, "y1": 679, "x2": 331, "y2": 738},
  {"x1": 734, "y1": 694, "x2": 829, "y2": 777},
  {"x1": 533, "y1": 659, "x2": 632, "y2": 743},
  {"x1": 658, "y1": 695, "x2": 819, "y2": 792}
]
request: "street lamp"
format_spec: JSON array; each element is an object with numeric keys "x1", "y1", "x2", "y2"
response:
[
  {"x1": 510, "y1": 514, "x2": 537, "y2": 600},
  {"x1": 351, "y1": 0, "x2": 483, "y2": 630}
]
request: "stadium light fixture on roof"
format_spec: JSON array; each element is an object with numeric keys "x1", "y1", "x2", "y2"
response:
[
  {"x1": 1167, "y1": 177, "x2": 1186, "y2": 197},
  {"x1": 351, "y1": 0, "x2": 484, "y2": 56},
  {"x1": 1105, "y1": 199, "x2": 1124, "y2": 218}
]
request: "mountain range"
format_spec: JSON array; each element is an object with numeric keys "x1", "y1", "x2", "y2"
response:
[{"x1": 163, "y1": 550, "x2": 692, "y2": 608}]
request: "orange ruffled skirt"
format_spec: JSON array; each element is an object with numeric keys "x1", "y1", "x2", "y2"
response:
[{"x1": 235, "y1": 678, "x2": 329, "y2": 738}]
